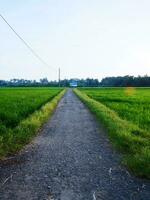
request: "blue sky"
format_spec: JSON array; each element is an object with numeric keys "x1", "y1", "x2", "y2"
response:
[{"x1": 1, "y1": 0, "x2": 150, "y2": 80}]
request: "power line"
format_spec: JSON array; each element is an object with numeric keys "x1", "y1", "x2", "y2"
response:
[{"x1": 0, "y1": 13, "x2": 55, "y2": 71}]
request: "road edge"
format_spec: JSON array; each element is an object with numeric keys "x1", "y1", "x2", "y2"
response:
[
  {"x1": 74, "y1": 88, "x2": 150, "y2": 179},
  {"x1": 0, "y1": 89, "x2": 67, "y2": 159}
]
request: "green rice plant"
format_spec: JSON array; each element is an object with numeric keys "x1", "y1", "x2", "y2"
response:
[
  {"x1": 74, "y1": 88, "x2": 150, "y2": 178},
  {"x1": 0, "y1": 88, "x2": 66, "y2": 158},
  {"x1": 0, "y1": 87, "x2": 62, "y2": 129},
  {"x1": 80, "y1": 87, "x2": 150, "y2": 131}
]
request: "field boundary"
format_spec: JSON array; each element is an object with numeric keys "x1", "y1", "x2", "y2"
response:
[
  {"x1": 0, "y1": 89, "x2": 66, "y2": 159},
  {"x1": 74, "y1": 89, "x2": 150, "y2": 178}
]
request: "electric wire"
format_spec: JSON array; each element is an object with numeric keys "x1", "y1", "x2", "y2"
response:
[{"x1": 0, "y1": 13, "x2": 56, "y2": 71}]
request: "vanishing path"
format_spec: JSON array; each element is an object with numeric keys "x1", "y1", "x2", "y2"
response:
[{"x1": 0, "y1": 90, "x2": 149, "y2": 200}]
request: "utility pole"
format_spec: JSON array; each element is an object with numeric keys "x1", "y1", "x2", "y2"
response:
[{"x1": 58, "y1": 68, "x2": 60, "y2": 87}]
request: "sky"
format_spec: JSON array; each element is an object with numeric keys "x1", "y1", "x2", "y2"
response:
[{"x1": 0, "y1": 0, "x2": 150, "y2": 81}]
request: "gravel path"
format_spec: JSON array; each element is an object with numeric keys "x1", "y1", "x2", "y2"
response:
[{"x1": 0, "y1": 89, "x2": 149, "y2": 200}]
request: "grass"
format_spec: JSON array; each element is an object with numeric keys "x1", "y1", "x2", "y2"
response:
[
  {"x1": 0, "y1": 87, "x2": 66, "y2": 158},
  {"x1": 74, "y1": 88, "x2": 150, "y2": 178}
]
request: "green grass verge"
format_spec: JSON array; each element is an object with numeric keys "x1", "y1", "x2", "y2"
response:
[
  {"x1": 0, "y1": 89, "x2": 66, "y2": 159},
  {"x1": 74, "y1": 89, "x2": 150, "y2": 178}
]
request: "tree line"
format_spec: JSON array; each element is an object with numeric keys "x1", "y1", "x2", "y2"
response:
[
  {"x1": 101, "y1": 75, "x2": 150, "y2": 87},
  {"x1": 0, "y1": 78, "x2": 100, "y2": 87},
  {"x1": 0, "y1": 75, "x2": 150, "y2": 87}
]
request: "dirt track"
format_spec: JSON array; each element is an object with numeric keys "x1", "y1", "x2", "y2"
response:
[{"x1": 0, "y1": 89, "x2": 149, "y2": 200}]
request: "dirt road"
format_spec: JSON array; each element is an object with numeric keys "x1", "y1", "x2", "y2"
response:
[{"x1": 0, "y1": 90, "x2": 149, "y2": 200}]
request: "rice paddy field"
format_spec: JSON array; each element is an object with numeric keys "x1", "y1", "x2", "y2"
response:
[
  {"x1": 76, "y1": 87, "x2": 150, "y2": 178},
  {"x1": 0, "y1": 87, "x2": 64, "y2": 157},
  {"x1": 79, "y1": 87, "x2": 150, "y2": 132}
]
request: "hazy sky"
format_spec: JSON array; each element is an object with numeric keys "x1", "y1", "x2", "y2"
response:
[{"x1": 1, "y1": 0, "x2": 150, "y2": 80}]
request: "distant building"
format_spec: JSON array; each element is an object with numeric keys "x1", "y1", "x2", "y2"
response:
[{"x1": 69, "y1": 79, "x2": 78, "y2": 87}]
